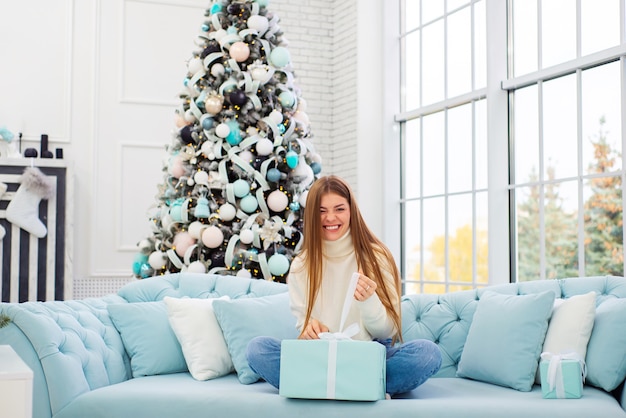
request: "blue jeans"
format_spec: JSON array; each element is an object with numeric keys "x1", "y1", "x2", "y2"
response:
[{"x1": 246, "y1": 336, "x2": 442, "y2": 396}]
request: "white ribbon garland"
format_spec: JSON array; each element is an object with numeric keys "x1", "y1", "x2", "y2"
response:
[{"x1": 540, "y1": 351, "x2": 586, "y2": 398}]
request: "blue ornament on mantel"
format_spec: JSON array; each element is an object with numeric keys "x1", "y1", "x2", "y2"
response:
[{"x1": 285, "y1": 150, "x2": 298, "y2": 168}]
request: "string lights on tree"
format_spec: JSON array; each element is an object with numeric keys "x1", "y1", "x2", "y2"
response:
[{"x1": 133, "y1": 0, "x2": 321, "y2": 282}]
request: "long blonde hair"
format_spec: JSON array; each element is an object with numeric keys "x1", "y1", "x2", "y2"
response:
[{"x1": 297, "y1": 175, "x2": 403, "y2": 342}]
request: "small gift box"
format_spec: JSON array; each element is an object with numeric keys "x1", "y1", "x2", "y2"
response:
[
  {"x1": 279, "y1": 338, "x2": 386, "y2": 401},
  {"x1": 539, "y1": 352, "x2": 586, "y2": 399},
  {"x1": 279, "y1": 272, "x2": 386, "y2": 401}
]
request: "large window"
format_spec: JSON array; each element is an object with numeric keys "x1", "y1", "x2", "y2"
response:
[
  {"x1": 508, "y1": 0, "x2": 624, "y2": 280},
  {"x1": 391, "y1": 0, "x2": 626, "y2": 292},
  {"x1": 396, "y1": 0, "x2": 488, "y2": 294}
]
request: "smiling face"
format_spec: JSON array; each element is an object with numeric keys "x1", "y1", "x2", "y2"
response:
[{"x1": 319, "y1": 192, "x2": 351, "y2": 241}]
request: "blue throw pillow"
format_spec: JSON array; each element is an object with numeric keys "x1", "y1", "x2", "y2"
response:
[
  {"x1": 108, "y1": 301, "x2": 187, "y2": 377},
  {"x1": 585, "y1": 298, "x2": 626, "y2": 391},
  {"x1": 212, "y1": 292, "x2": 298, "y2": 384},
  {"x1": 456, "y1": 290, "x2": 555, "y2": 391}
]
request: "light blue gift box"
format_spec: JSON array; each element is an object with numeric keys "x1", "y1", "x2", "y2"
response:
[
  {"x1": 279, "y1": 339, "x2": 386, "y2": 401},
  {"x1": 540, "y1": 358, "x2": 584, "y2": 399}
]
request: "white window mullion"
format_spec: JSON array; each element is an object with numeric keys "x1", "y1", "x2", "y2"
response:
[
  {"x1": 576, "y1": 69, "x2": 585, "y2": 277},
  {"x1": 419, "y1": 118, "x2": 425, "y2": 294},
  {"x1": 620, "y1": 0, "x2": 626, "y2": 276},
  {"x1": 537, "y1": 0, "x2": 543, "y2": 70},
  {"x1": 486, "y1": 0, "x2": 510, "y2": 285},
  {"x1": 537, "y1": 80, "x2": 546, "y2": 280},
  {"x1": 472, "y1": 100, "x2": 477, "y2": 288}
]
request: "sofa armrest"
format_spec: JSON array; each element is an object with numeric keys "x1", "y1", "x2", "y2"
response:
[
  {"x1": 0, "y1": 321, "x2": 51, "y2": 418},
  {"x1": 0, "y1": 297, "x2": 130, "y2": 416}
]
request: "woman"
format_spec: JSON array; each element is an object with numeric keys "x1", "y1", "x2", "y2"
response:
[{"x1": 246, "y1": 175, "x2": 441, "y2": 397}]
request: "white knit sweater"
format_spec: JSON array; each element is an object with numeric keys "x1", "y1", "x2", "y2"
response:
[{"x1": 287, "y1": 230, "x2": 397, "y2": 341}]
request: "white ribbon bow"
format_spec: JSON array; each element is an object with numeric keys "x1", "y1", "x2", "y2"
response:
[
  {"x1": 540, "y1": 351, "x2": 587, "y2": 398},
  {"x1": 316, "y1": 272, "x2": 361, "y2": 398}
]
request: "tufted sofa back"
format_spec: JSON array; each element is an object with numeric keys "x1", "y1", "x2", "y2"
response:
[
  {"x1": 3, "y1": 273, "x2": 625, "y2": 418},
  {"x1": 117, "y1": 272, "x2": 288, "y2": 302},
  {"x1": 401, "y1": 275, "x2": 626, "y2": 377}
]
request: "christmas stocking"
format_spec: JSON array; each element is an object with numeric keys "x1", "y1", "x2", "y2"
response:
[
  {"x1": 6, "y1": 167, "x2": 55, "y2": 238},
  {"x1": 0, "y1": 182, "x2": 6, "y2": 240}
]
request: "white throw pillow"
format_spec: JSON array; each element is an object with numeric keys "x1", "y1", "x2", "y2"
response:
[
  {"x1": 535, "y1": 291, "x2": 596, "y2": 383},
  {"x1": 164, "y1": 296, "x2": 234, "y2": 381}
]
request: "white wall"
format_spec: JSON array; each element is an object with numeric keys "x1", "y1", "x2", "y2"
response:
[{"x1": 0, "y1": 0, "x2": 385, "y2": 297}]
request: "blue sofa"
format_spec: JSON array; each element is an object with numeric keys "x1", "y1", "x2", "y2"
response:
[{"x1": 1, "y1": 273, "x2": 626, "y2": 418}]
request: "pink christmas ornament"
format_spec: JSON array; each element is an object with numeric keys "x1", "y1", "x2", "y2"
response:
[
  {"x1": 229, "y1": 42, "x2": 250, "y2": 62},
  {"x1": 174, "y1": 113, "x2": 189, "y2": 128},
  {"x1": 202, "y1": 225, "x2": 224, "y2": 248},
  {"x1": 173, "y1": 231, "x2": 196, "y2": 257},
  {"x1": 168, "y1": 156, "x2": 186, "y2": 179}
]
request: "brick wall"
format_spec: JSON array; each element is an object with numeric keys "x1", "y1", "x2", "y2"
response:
[{"x1": 273, "y1": 0, "x2": 359, "y2": 184}]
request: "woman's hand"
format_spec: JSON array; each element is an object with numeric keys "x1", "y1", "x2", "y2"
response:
[
  {"x1": 299, "y1": 318, "x2": 329, "y2": 339},
  {"x1": 354, "y1": 270, "x2": 377, "y2": 301}
]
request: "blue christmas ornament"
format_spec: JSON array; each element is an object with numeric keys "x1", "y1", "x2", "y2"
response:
[
  {"x1": 132, "y1": 261, "x2": 142, "y2": 276},
  {"x1": 278, "y1": 91, "x2": 295, "y2": 108},
  {"x1": 270, "y1": 47, "x2": 290, "y2": 68},
  {"x1": 140, "y1": 263, "x2": 153, "y2": 279},
  {"x1": 240, "y1": 195, "x2": 259, "y2": 213},
  {"x1": 201, "y1": 24, "x2": 210, "y2": 32},
  {"x1": 226, "y1": 120, "x2": 242, "y2": 145},
  {"x1": 210, "y1": 3, "x2": 222, "y2": 14},
  {"x1": 310, "y1": 162, "x2": 322, "y2": 174},
  {"x1": 267, "y1": 167, "x2": 281, "y2": 182},
  {"x1": 286, "y1": 150, "x2": 298, "y2": 169},
  {"x1": 268, "y1": 253, "x2": 290, "y2": 276},
  {"x1": 227, "y1": 26, "x2": 238, "y2": 35},
  {"x1": 170, "y1": 198, "x2": 184, "y2": 222},
  {"x1": 135, "y1": 253, "x2": 149, "y2": 264},
  {"x1": 201, "y1": 115, "x2": 214, "y2": 130},
  {"x1": 194, "y1": 197, "x2": 211, "y2": 218},
  {"x1": 289, "y1": 201, "x2": 300, "y2": 212},
  {"x1": 233, "y1": 179, "x2": 250, "y2": 198},
  {"x1": 278, "y1": 124, "x2": 286, "y2": 134}
]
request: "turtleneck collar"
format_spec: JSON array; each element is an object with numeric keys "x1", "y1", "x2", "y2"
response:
[{"x1": 322, "y1": 228, "x2": 354, "y2": 258}]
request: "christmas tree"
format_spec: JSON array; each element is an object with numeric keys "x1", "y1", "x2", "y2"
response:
[{"x1": 133, "y1": 0, "x2": 321, "y2": 282}]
